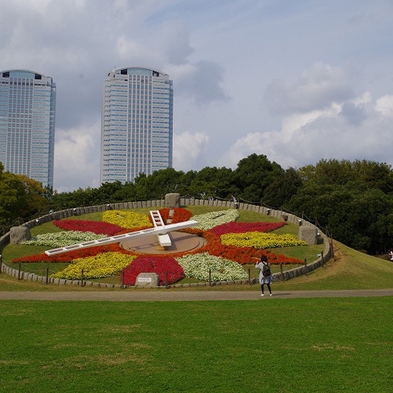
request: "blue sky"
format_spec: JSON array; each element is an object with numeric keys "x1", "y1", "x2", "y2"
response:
[{"x1": 1, "y1": 0, "x2": 393, "y2": 191}]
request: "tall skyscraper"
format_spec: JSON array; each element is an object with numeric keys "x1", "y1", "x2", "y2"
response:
[
  {"x1": 100, "y1": 67, "x2": 173, "y2": 184},
  {"x1": 0, "y1": 69, "x2": 56, "y2": 188}
]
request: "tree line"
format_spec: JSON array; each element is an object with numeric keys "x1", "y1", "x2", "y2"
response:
[{"x1": 1, "y1": 154, "x2": 393, "y2": 255}]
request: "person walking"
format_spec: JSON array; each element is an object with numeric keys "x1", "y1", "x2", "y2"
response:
[{"x1": 255, "y1": 255, "x2": 273, "y2": 296}]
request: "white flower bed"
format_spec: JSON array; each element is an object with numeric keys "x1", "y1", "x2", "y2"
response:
[
  {"x1": 22, "y1": 231, "x2": 106, "y2": 248},
  {"x1": 177, "y1": 252, "x2": 248, "y2": 282},
  {"x1": 192, "y1": 209, "x2": 239, "y2": 231}
]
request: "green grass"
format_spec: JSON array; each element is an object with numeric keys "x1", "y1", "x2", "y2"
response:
[
  {"x1": 30, "y1": 221, "x2": 64, "y2": 236},
  {"x1": 0, "y1": 298, "x2": 392, "y2": 393},
  {"x1": 273, "y1": 242, "x2": 393, "y2": 291},
  {"x1": 0, "y1": 207, "x2": 393, "y2": 391}
]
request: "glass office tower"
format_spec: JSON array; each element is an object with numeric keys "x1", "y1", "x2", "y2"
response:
[
  {"x1": 100, "y1": 67, "x2": 173, "y2": 184},
  {"x1": 0, "y1": 69, "x2": 56, "y2": 188}
]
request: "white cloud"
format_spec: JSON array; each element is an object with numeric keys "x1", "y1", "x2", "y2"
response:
[
  {"x1": 263, "y1": 62, "x2": 355, "y2": 115},
  {"x1": 168, "y1": 60, "x2": 229, "y2": 105},
  {"x1": 54, "y1": 120, "x2": 100, "y2": 192},
  {"x1": 116, "y1": 35, "x2": 157, "y2": 66},
  {"x1": 375, "y1": 95, "x2": 393, "y2": 117},
  {"x1": 173, "y1": 131, "x2": 209, "y2": 171},
  {"x1": 221, "y1": 91, "x2": 393, "y2": 171},
  {"x1": 148, "y1": 20, "x2": 194, "y2": 65}
]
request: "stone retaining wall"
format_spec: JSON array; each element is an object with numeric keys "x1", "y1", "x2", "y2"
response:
[{"x1": 0, "y1": 199, "x2": 333, "y2": 287}]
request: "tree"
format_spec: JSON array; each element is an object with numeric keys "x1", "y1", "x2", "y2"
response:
[
  {"x1": 264, "y1": 167, "x2": 303, "y2": 208},
  {"x1": 233, "y1": 154, "x2": 284, "y2": 203},
  {"x1": 288, "y1": 159, "x2": 393, "y2": 253},
  {"x1": 92, "y1": 181, "x2": 125, "y2": 204},
  {"x1": 133, "y1": 173, "x2": 151, "y2": 200},
  {"x1": 133, "y1": 169, "x2": 183, "y2": 200},
  {"x1": 0, "y1": 163, "x2": 49, "y2": 226},
  {"x1": 0, "y1": 164, "x2": 20, "y2": 226},
  {"x1": 149, "y1": 168, "x2": 184, "y2": 198},
  {"x1": 17, "y1": 175, "x2": 50, "y2": 217},
  {"x1": 188, "y1": 167, "x2": 237, "y2": 199},
  {"x1": 297, "y1": 159, "x2": 393, "y2": 193},
  {"x1": 352, "y1": 160, "x2": 393, "y2": 194}
]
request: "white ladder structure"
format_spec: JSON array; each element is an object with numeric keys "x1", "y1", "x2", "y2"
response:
[
  {"x1": 45, "y1": 211, "x2": 198, "y2": 256},
  {"x1": 150, "y1": 210, "x2": 172, "y2": 248}
]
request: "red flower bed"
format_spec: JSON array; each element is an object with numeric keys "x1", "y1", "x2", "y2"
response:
[
  {"x1": 182, "y1": 228, "x2": 303, "y2": 265},
  {"x1": 149, "y1": 208, "x2": 193, "y2": 225},
  {"x1": 12, "y1": 244, "x2": 130, "y2": 263},
  {"x1": 53, "y1": 220, "x2": 123, "y2": 236},
  {"x1": 122, "y1": 255, "x2": 185, "y2": 286},
  {"x1": 210, "y1": 221, "x2": 286, "y2": 236}
]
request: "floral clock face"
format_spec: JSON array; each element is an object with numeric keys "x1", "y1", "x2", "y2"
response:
[{"x1": 13, "y1": 208, "x2": 306, "y2": 286}]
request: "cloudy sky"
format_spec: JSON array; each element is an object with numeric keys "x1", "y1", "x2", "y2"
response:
[{"x1": 2, "y1": 0, "x2": 393, "y2": 191}]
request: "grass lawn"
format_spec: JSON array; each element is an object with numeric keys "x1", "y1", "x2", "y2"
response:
[
  {"x1": 0, "y1": 207, "x2": 393, "y2": 391},
  {"x1": 0, "y1": 297, "x2": 392, "y2": 393}
]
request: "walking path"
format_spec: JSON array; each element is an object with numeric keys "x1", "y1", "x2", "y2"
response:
[{"x1": 0, "y1": 289, "x2": 392, "y2": 302}]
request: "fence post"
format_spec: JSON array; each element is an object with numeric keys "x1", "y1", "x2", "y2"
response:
[
  {"x1": 18, "y1": 262, "x2": 22, "y2": 280},
  {"x1": 122, "y1": 269, "x2": 125, "y2": 289},
  {"x1": 248, "y1": 268, "x2": 251, "y2": 285},
  {"x1": 280, "y1": 263, "x2": 284, "y2": 281},
  {"x1": 304, "y1": 259, "x2": 307, "y2": 276},
  {"x1": 0, "y1": 254, "x2": 2, "y2": 274},
  {"x1": 46, "y1": 267, "x2": 49, "y2": 285},
  {"x1": 81, "y1": 268, "x2": 84, "y2": 287},
  {"x1": 209, "y1": 269, "x2": 212, "y2": 286},
  {"x1": 165, "y1": 271, "x2": 169, "y2": 289}
]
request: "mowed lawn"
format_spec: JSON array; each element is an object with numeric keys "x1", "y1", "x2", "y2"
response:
[
  {"x1": 1, "y1": 206, "x2": 393, "y2": 392},
  {"x1": 1, "y1": 297, "x2": 392, "y2": 393}
]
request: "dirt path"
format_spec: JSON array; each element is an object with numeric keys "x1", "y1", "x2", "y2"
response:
[{"x1": 0, "y1": 289, "x2": 392, "y2": 302}]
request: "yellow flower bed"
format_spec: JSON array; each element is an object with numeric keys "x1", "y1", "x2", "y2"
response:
[
  {"x1": 221, "y1": 232, "x2": 308, "y2": 249},
  {"x1": 51, "y1": 252, "x2": 136, "y2": 280},
  {"x1": 103, "y1": 210, "x2": 153, "y2": 229}
]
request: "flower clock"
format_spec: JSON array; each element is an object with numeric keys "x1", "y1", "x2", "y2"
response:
[{"x1": 13, "y1": 208, "x2": 307, "y2": 286}]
